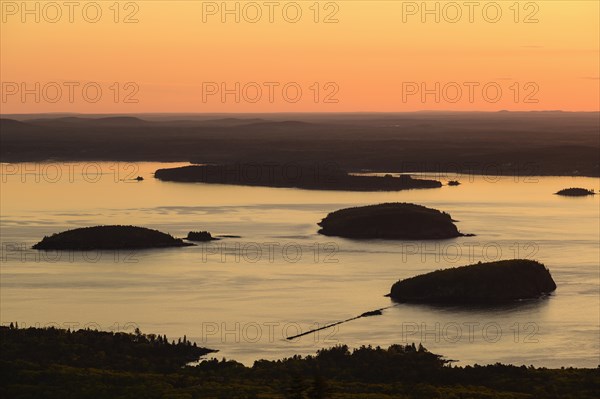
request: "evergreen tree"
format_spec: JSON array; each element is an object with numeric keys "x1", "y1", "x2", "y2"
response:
[
  {"x1": 307, "y1": 372, "x2": 328, "y2": 399},
  {"x1": 285, "y1": 374, "x2": 306, "y2": 399}
]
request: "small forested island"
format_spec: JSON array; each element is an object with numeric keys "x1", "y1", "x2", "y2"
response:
[
  {"x1": 186, "y1": 231, "x2": 217, "y2": 241},
  {"x1": 32, "y1": 225, "x2": 193, "y2": 250},
  {"x1": 447, "y1": 180, "x2": 461, "y2": 186},
  {"x1": 555, "y1": 187, "x2": 595, "y2": 196},
  {"x1": 389, "y1": 259, "x2": 557, "y2": 304},
  {"x1": 154, "y1": 164, "x2": 442, "y2": 191},
  {"x1": 1, "y1": 325, "x2": 598, "y2": 398},
  {"x1": 318, "y1": 203, "x2": 467, "y2": 239}
]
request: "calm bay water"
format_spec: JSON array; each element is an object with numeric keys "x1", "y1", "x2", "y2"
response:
[{"x1": 1, "y1": 162, "x2": 599, "y2": 367}]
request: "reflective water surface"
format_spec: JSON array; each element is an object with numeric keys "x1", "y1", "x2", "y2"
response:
[{"x1": 1, "y1": 162, "x2": 598, "y2": 367}]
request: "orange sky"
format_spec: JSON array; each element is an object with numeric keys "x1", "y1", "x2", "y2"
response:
[{"x1": 1, "y1": 1, "x2": 598, "y2": 113}]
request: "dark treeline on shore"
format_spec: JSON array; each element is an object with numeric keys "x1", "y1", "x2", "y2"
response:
[
  {"x1": 1, "y1": 112, "x2": 598, "y2": 176},
  {"x1": 1, "y1": 325, "x2": 598, "y2": 398}
]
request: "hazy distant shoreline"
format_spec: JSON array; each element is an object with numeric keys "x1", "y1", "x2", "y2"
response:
[{"x1": 2, "y1": 112, "x2": 598, "y2": 177}]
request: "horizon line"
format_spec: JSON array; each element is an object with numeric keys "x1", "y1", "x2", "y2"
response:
[{"x1": 3, "y1": 110, "x2": 599, "y2": 117}]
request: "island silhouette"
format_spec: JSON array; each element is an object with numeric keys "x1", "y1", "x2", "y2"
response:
[
  {"x1": 317, "y1": 203, "x2": 467, "y2": 239},
  {"x1": 154, "y1": 164, "x2": 442, "y2": 191},
  {"x1": 186, "y1": 231, "x2": 218, "y2": 241},
  {"x1": 388, "y1": 259, "x2": 557, "y2": 305},
  {"x1": 555, "y1": 187, "x2": 596, "y2": 196},
  {"x1": 32, "y1": 225, "x2": 193, "y2": 250}
]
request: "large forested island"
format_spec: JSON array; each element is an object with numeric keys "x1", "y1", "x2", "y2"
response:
[
  {"x1": 1, "y1": 325, "x2": 598, "y2": 398},
  {"x1": 389, "y1": 259, "x2": 557, "y2": 304},
  {"x1": 154, "y1": 164, "x2": 442, "y2": 191},
  {"x1": 32, "y1": 225, "x2": 192, "y2": 250},
  {"x1": 318, "y1": 203, "x2": 465, "y2": 239}
]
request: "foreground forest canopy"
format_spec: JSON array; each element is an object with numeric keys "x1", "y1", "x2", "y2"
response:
[
  {"x1": 1, "y1": 112, "x2": 599, "y2": 176},
  {"x1": 1, "y1": 326, "x2": 598, "y2": 399}
]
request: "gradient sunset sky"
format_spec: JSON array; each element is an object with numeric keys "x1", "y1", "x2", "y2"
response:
[{"x1": 1, "y1": 1, "x2": 599, "y2": 113}]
